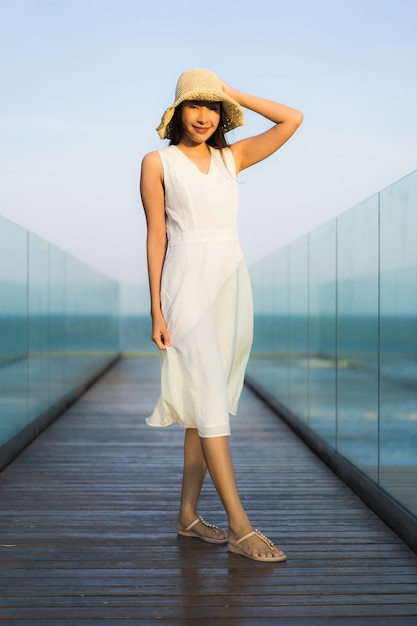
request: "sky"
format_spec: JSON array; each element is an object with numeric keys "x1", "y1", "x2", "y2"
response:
[{"x1": 0, "y1": 0, "x2": 416, "y2": 286}]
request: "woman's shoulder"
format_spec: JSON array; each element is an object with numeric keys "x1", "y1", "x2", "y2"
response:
[
  {"x1": 141, "y1": 150, "x2": 164, "y2": 177},
  {"x1": 142, "y1": 146, "x2": 181, "y2": 180},
  {"x1": 142, "y1": 149, "x2": 160, "y2": 162},
  {"x1": 143, "y1": 146, "x2": 177, "y2": 163}
]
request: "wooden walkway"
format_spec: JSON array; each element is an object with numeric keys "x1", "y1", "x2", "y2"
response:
[{"x1": 0, "y1": 357, "x2": 416, "y2": 625}]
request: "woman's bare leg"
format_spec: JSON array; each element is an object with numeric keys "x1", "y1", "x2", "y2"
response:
[
  {"x1": 176, "y1": 428, "x2": 227, "y2": 541},
  {"x1": 200, "y1": 435, "x2": 285, "y2": 560}
]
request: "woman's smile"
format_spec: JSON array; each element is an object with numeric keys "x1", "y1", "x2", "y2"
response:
[{"x1": 193, "y1": 126, "x2": 210, "y2": 134}]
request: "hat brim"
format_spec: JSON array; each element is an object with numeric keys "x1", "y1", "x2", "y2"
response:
[{"x1": 156, "y1": 90, "x2": 244, "y2": 140}]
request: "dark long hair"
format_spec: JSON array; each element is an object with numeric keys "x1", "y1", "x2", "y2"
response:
[{"x1": 167, "y1": 102, "x2": 230, "y2": 149}]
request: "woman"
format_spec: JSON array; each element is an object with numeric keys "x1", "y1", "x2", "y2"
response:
[{"x1": 141, "y1": 69, "x2": 302, "y2": 562}]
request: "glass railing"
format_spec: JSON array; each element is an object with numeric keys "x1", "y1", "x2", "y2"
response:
[
  {"x1": 0, "y1": 216, "x2": 120, "y2": 467},
  {"x1": 119, "y1": 284, "x2": 151, "y2": 354},
  {"x1": 246, "y1": 170, "x2": 417, "y2": 521}
]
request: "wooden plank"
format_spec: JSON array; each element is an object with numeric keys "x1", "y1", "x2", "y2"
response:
[
  {"x1": 0, "y1": 356, "x2": 416, "y2": 624},
  {"x1": 2, "y1": 593, "x2": 409, "y2": 609},
  {"x1": 4, "y1": 615, "x2": 415, "y2": 626},
  {"x1": 1, "y1": 603, "x2": 417, "y2": 619}
]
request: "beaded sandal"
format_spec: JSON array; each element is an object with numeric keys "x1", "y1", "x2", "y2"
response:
[
  {"x1": 177, "y1": 516, "x2": 228, "y2": 544},
  {"x1": 228, "y1": 529, "x2": 287, "y2": 562}
]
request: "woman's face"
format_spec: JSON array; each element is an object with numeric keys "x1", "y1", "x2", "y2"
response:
[{"x1": 180, "y1": 100, "x2": 221, "y2": 144}]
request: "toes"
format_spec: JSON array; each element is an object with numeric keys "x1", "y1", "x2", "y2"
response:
[{"x1": 252, "y1": 545, "x2": 284, "y2": 560}]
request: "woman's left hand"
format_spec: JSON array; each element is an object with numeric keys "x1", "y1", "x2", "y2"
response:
[{"x1": 220, "y1": 78, "x2": 235, "y2": 97}]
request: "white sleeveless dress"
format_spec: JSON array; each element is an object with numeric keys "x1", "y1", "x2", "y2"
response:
[{"x1": 147, "y1": 145, "x2": 253, "y2": 437}]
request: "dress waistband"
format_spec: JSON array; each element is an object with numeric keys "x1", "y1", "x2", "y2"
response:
[{"x1": 168, "y1": 229, "x2": 238, "y2": 245}]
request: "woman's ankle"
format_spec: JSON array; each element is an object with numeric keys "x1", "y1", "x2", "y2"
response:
[
  {"x1": 177, "y1": 508, "x2": 198, "y2": 528},
  {"x1": 227, "y1": 513, "x2": 253, "y2": 540}
]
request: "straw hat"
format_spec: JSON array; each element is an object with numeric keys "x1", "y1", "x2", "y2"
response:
[{"x1": 156, "y1": 68, "x2": 244, "y2": 140}]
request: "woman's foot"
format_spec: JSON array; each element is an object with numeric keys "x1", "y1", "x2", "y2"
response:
[
  {"x1": 228, "y1": 527, "x2": 287, "y2": 562},
  {"x1": 177, "y1": 515, "x2": 228, "y2": 544}
]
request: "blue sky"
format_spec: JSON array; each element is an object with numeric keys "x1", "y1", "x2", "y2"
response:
[{"x1": 0, "y1": 0, "x2": 416, "y2": 284}]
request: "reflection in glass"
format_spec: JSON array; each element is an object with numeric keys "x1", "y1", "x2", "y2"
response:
[
  {"x1": 336, "y1": 195, "x2": 379, "y2": 480},
  {"x1": 0, "y1": 217, "x2": 28, "y2": 445},
  {"x1": 28, "y1": 234, "x2": 50, "y2": 420},
  {"x1": 309, "y1": 221, "x2": 337, "y2": 446},
  {"x1": 271, "y1": 247, "x2": 289, "y2": 407},
  {"x1": 258, "y1": 254, "x2": 275, "y2": 396},
  {"x1": 288, "y1": 236, "x2": 308, "y2": 422},
  {"x1": 247, "y1": 260, "x2": 263, "y2": 384},
  {"x1": 379, "y1": 173, "x2": 417, "y2": 516},
  {"x1": 119, "y1": 284, "x2": 151, "y2": 354},
  {"x1": 48, "y1": 246, "x2": 67, "y2": 402}
]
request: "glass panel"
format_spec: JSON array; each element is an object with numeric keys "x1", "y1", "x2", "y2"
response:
[
  {"x1": 336, "y1": 195, "x2": 379, "y2": 480},
  {"x1": 379, "y1": 172, "x2": 417, "y2": 516},
  {"x1": 120, "y1": 284, "x2": 152, "y2": 354},
  {"x1": 65, "y1": 254, "x2": 91, "y2": 389},
  {"x1": 247, "y1": 247, "x2": 290, "y2": 408},
  {"x1": 288, "y1": 236, "x2": 309, "y2": 422},
  {"x1": 28, "y1": 234, "x2": 50, "y2": 419},
  {"x1": 48, "y1": 245, "x2": 67, "y2": 404},
  {"x1": 247, "y1": 249, "x2": 290, "y2": 406},
  {"x1": 93, "y1": 273, "x2": 120, "y2": 355},
  {"x1": 308, "y1": 221, "x2": 337, "y2": 446},
  {"x1": 0, "y1": 217, "x2": 28, "y2": 445},
  {"x1": 64, "y1": 255, "x2": 119, "y2": 390},
  {"x1": 257, "y1": 254, "x2": 275, "y2": 396},
  {"x1": 246, "y1": 259, "x2": 264, "y2": 382},
  {"x1": 270, "y1": 246, "x2": 289, "y2": 406}
]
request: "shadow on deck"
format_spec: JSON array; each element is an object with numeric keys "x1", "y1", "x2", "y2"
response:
[{"x1": 0, "y1": 357, "x2": 416, "y2": 625}]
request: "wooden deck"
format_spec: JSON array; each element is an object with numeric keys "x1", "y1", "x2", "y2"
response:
[{"x1": 0, "y1": 357, "x2": 416, "y2": 625}]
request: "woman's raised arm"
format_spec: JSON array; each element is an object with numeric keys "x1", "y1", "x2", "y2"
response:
[{"x1": 222, "y1": 80, "x2": 303, "y2": 173}]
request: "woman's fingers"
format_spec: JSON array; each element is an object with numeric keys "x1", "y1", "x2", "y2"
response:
[
  {"x1": 220, "y1": 78, "x2": 232, "y2": 96},
  {"x1": 152, "y1": 327, "x2": 171, "y2": 350}
]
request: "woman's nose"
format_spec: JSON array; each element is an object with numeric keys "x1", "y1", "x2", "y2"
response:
[{"x1": 197, "y1": 107, "x2": 208, "y2": 123}]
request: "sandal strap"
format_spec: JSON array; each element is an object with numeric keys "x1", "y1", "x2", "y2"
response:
[
  {"x1": 184, "y1": 516, "x2": 220, "y2": 533},
  {"x1": 253, "y1": 529, "x2": 276, "y2": 550},
  {"x1": 234, "y1": 530, "x2": 256, "y2": 547},
  {"x1": 199, "y1": 516, "x2": 220, "y2": 532},
  {"x1": 183, "y1": 518, "x2": 200, "y2": 532},
  {"x1": 234, "y1": 529, "x2": 275, "y2": 550}
]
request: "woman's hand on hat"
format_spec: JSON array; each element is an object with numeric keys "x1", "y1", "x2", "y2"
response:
[
  {"x1": 220, "y1": 78, "x2": 244, "y2": 107},
  {"x1": 220, "y1": 78, "x2": 234, "y2": 98}
]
